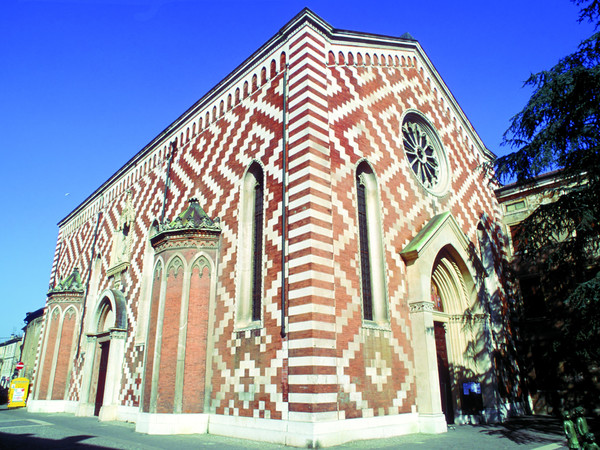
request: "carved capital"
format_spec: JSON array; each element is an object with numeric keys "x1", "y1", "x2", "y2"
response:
[
  {"x1": 409, "y1": 301, "x2": 435, "y2": 313},
  {"x1": 109, "y1": 328, "x2": 127, "y2": 340}
]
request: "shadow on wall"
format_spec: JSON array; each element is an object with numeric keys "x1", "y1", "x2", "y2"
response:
[{"x1": 455, "y1": 218, "x2": 528, "y2": 420}]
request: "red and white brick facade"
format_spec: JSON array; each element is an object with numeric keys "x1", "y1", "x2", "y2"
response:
[{"x1": 29, "y1": 9, "x2": 522, "y2": 447}]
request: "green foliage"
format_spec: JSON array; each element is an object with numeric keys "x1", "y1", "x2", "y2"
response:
[
  {"x1": 562, "y1": 271, "x2": 600, "y2": 364},
  {"x1": 496, "y1": 32, "x2": 600, "y2": 186},
  {"x1": 575, "y1": 0, "x2": 600, "y2": 26},
  {"x1": 495, "y1": 1, "x2": 600, "y2": 372}
]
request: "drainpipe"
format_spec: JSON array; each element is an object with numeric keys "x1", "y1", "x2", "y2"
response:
[
  {"x1": 76, "y1": 202, "x2": 103, "y2": 358},
  {"x1": 160, "y1": 140, "x2": 177, "y2": 223},
  {"x1": 280, "y1": 64, "x2": 289, "y2": 339}
]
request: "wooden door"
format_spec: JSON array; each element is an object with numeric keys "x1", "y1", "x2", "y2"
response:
[
  {"x1": 94, "y1": 341, "x2": 110, "y2": 416},
  {"x1": 434, "y1": 321, "x2": 454, "y2": 424}
]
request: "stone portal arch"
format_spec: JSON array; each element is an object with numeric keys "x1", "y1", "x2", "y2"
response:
[
  {"x1": 429, "y1": 247, "x2": 479, "y2": 425},
  {"x1": 431, "y1": 246, "x2": 472, "y2": 315},
  {"x1": 91, "y1": 289, "x2": 127, "y2": 333},
  {"x1": 78, "y1": 289, "x2": 127, "y2": 421},
  {"x1": 401, "y1": 212, "x2": 492, "y2": 432}
]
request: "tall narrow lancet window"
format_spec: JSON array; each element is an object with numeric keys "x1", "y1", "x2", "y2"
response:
[
  {"x1": 356, "y1": 162, "x2": 388, "y2": 325},
  {"x1": 251, "y1": 167, "x2": 264, "y2": 322},
  {"x1": 357, "y1": 174, "x2": 373, "y2": 320},
  {"x1": 237, "y1": 162, "x2": 264, "y2": 328}
]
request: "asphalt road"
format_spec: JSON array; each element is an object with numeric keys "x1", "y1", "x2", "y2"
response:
[
  {"x1": 0, "y1": 406, "x2": 570, "y2": 449},
  {"x1": 0, "y1": 407, "x2": 279, "y2": 450}
]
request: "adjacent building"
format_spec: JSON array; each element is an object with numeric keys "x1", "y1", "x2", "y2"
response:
[
  {"x1": 0, "y1": 335, "x2": 22, "y2": 389},
  {"x1": 20, "y1": 308, "x2": 45, "y2": 382},
  {"x1": 495, "y1": 171, "x2": 600, "y2": 415},
  {"x1": 28, "y1": 9, "x2": 523, "y2": 447}
]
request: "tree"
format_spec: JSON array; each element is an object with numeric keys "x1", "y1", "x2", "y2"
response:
[{"x1": 494, "y1": 0, "x2": 600, "y2": 407}]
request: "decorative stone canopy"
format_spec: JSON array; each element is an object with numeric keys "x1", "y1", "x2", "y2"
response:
[
  {"x1": 400, "y1": 211, "x2": 470, "y2": 264},
  {"x1": 48, "y1": 267, "x2": 84, "y2": 294},
  {"x1": 150, "y1": 198, "x2": 220, "y2": 249}
]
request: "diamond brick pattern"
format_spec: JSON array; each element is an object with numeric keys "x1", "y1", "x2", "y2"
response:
[{"x1": 32, "y1": 12, "x2": 514, "y2": 439}]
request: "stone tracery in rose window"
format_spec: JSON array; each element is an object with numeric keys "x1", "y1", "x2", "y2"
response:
[
  {"x1": 403, "y1": 122, "x2": 440, "y2": 189},
  {"x1": 401, "y1": 113, "x2": 449, "y2": 196}
]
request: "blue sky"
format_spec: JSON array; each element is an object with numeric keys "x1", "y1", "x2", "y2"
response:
[{"x1": 0, "y1": 0, "x2": 595, "y2": 339}]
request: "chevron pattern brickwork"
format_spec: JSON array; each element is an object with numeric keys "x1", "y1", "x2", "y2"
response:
[{"x1": 32, "y1": 10, "x2": 514, "y2": 441}]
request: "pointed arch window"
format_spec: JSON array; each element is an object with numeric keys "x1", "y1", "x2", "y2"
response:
[
  {"x1": 251, "y1": 168, "x2": 264, "y2": 322},
  {"x1": 237, "y1": 162, "x2": 264, "y2": 328},
  {"x1": 356, "y1": 162, "x2": 388, "y2": 325}
]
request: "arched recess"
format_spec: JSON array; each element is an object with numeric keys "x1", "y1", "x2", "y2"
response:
[
  {"x1": 51, "y1": 305, "x2": 80, "y2": 401},
  {"x1": 137, "y1": 197, "x2": 221, "y2": 433},
  {"x1": 91, "y1": 289, "x2": 128, "y2": 331},
  {"x1": 355, "y1": 160, "x2": 389, "y2": 326},
  {"x1": 192, "y1": 254, "x2": 213, "y2": 272},
  {"x1": 431, "y1": 246, "x2": 472, "y2": 315},
  {"x1": 236, "y1": 161, "x2": 265, "y2": 329},
  {"x1": 149, "y1": 254, "x2": 187, "y2": 414},
  {"x1": 400, "y1": 212, "x2": 491, "y2": 432},
  {"x1": 429, "y1": 247, "x2": 476, "y2": 426},
  {"x1": 35, "y1": 305, "x2": 62, "y2": 400},
  {"x1": 182, "y1": 253, "x2": 216, "y2": 414},
  {"x1": 78, "y1": 289, "x2": 128, "y2": 421},
  {"x1": 166, "y1": 254, "x2": 186, "y2": 278},
  {"x1": 33, "y1": 267, "x2": 85, "y2": 404}
]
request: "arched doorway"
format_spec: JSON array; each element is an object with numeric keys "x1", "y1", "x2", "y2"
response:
[
  {"x1": 92, "y1": 301, "x2": 114, "y2": 416},
  {"x1": 401, "y1": 212, "x2": 491, "y2": 432},
  {"x1": 430, "y1": 248, "x2": 475, "y2": 425},
  {"x1": 78, "y1": 289, "x2": 127, "y2": 420}
]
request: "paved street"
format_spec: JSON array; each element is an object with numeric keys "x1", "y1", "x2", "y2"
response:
[{"x1": 0, "y1": 406, "x2": 570, "y2": 449}]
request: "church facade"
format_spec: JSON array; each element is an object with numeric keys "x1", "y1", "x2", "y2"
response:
[{"x1": 28, "y1": 9, "x2": 522, "y2": 447}]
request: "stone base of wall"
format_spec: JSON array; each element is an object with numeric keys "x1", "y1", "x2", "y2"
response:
[
  {"x1": 417, "y1": 413, "x2": 447, "y2": 434},
  {"x1": 27, "y1": 401, "x2": 451, "y2": 447},
  {"x1": 136, "y1": 412, "x2": 210, "y2": 434},
  {"x1": 208, "y1": 414, "x2": 289, "y2": 444},
  {"x1": 116, "y1": 405, "x2": 139, "y2": 423},
  {"x1": 138, "y1": 412, "x2": 425, "y2": 447},
  {"x1": 76, "y1": 402, "x2": 95, "y2": 417},
  {"x1": 27, "y1": 399, "x2": 78, "y2": 414},
  {"x1": 209, "y1": 413, "x2": 423, "y2": 447}
]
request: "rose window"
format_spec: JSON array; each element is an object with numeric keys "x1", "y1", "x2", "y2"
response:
[{"x1": 402, "y1": 113, "x2": 449, "y2": 195}]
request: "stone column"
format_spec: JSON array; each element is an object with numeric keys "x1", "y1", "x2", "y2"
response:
[
  {"x1": 409, "y1": 300, "x2": 447, "y2": 433},
  {"x1": 76, "y1": 335, "x2": 98, "y2": 417},
  {"x1": 98, "y1": 329, "x2": 126, "y2": 421}
]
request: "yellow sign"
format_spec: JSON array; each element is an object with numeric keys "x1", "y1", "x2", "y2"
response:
[{"x1": 8, "y1": 378, "x2": 30, "y2": 408}]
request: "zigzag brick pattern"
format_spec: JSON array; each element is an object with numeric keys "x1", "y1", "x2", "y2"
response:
[
  {"x1": 324, "y1": 45, "x2": 505, "y2": 418},
  {"x1": 32, "y1": 17, "x2": 512, "y2": 428},
  {"x1": 206, "y1": 68, "x2": 288, "y2": 420},
  {"x1": 38, "y1": 48, "x2": 292, "y2": 417},
  {"x1": 286, "y1": 28, "x2": 339, "y2": 420}
]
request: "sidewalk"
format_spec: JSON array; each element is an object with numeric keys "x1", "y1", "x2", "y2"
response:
[
  {"x1": 0, "y1": 405, "x2": 571, "y2": 449},
  {"x1": 336, "y1": 416, "x2": 568, "y2": 449}
]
